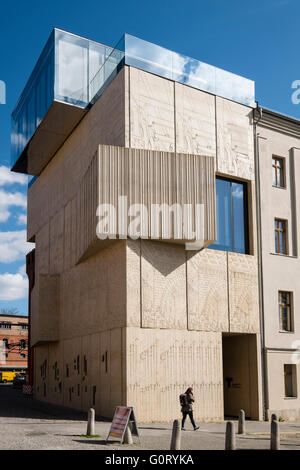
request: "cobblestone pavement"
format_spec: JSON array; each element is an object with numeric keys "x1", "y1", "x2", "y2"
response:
[{"x1": 1, "y1": 384, "x2": 300, "y2": 450}]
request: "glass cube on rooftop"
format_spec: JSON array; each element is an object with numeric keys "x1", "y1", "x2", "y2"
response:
[{"x1": 11, "y1": 29, "x2": 255, "y2": 177}]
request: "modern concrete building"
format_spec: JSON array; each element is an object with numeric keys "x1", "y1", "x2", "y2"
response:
[
  {"x1": 0, "y1": 314, "x2": 28, "y2": 373},
  {"x1": 256, "y1": 108, "x2": 300, "y2": 420},
  {"x1": 12, "y1": 29, "x2": 264, "y2": 422}
]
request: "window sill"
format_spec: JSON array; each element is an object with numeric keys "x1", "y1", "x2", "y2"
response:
[
  {"x1": 279, "y1": 330, "x2": 295, "y2": 334},
  {"x1": 270, "y1": 253, "x2": 297, "y2": 259},
  {"x1": 284, "y1": 397, "x2": 298, "y2": 400},
  {"x1": 272, "y1": 185, "x2": 286, "y2": 190}
]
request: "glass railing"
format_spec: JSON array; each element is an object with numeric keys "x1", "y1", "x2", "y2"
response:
[
  {"x1": 116, "y1": 34, "x2": 255, "y2": 108},
  {"x1": 54, "y1": 30, "x2": 113, "y2": 107},
  {"x1": 90, "y1": 47, "x2": 124, "y2": 103}
]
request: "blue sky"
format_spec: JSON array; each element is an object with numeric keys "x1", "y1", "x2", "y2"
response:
[{"x1": 0, "y1": 0, "x2": 299, "y2": 316}]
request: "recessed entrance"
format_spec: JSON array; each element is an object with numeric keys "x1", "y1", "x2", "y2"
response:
[{"x1": 222, "y1": 333, "x2": 260, "y2": 420}]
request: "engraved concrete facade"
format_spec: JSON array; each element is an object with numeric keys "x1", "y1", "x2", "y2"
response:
[{"x1": 26, "y1": 64, "x2": 262, "y2": 422}]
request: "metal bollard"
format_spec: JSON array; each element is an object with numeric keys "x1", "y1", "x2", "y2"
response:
[
  {"x1": 86, "y1": 408, "x2": 95, "y2": 436},
  {"x1": 271, "y1": 413, "x2": 279, "y2": 422},
  {"x1": 238, "y1": 409, "x2": 245, "y2": 435},
  {"x1": 225, "y1": 421, "x2": 236, "y2": 450},
  {"x1": 123, "y1": 425, "x2": 133, "y2": 445},
  {"x1": 270, "y1": 419, "x2": 280, "y2": 450},
  {"x1": 170, "y1": 419, "x2": 181, "y2": 450}
]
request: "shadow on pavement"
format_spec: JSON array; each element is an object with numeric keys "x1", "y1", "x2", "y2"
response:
[
  {"x1": 73, "y1": 439, "x2": 120, "y2": 446},
  {"x1": 138, "y1": 426, "x2": 170, "y2": 431},
  {"x1": 0, "y1": 384, "x2": 100, "y2": 422}
]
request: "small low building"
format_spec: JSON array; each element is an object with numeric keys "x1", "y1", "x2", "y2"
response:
[{"x1": 0, "y1": 314, "x2": 28, "y2": 374}]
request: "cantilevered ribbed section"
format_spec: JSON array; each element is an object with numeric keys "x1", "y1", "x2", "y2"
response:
[{"x1": 76, "y1": 144, "x2": 216, "y2": 262}]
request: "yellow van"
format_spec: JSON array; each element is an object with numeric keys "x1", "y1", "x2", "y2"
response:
[{"x1": 0, "y1": 371, "x2": 16, "y2": 383}]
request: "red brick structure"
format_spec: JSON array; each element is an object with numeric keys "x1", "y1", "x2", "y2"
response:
[{"x1": 0, "y1": 314, "x2": 28, "y2": 373}]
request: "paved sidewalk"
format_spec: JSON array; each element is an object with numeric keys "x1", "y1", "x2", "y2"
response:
[{"x1": 1, "y1": 384, "x2": 300, "y2": 450}]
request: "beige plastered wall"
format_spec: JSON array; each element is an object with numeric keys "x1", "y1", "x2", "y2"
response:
[{"x1": 258, "y1": 126, "x2": 300, "y2": 418}]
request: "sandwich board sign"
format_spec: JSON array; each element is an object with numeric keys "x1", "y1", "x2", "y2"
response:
[{"x1": 106, "y1": 406, "x2": 140, "y2": 444}]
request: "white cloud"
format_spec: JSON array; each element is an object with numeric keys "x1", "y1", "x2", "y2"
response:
[
  {"x1": 0, "y1": 208, "x2": 9, "y2": 223},
  {"x1": 232, "y1": 185, "x2": 244, "y2": 199},
  {"x1": 18, "y1": 264, "x2": 26, "y2": 276},
  {"x1": 0, "y1": 189, "x2": 27, "y2": 223},
  {"x1": 0, "y1": 166, "x2": 27, "y2": 187},
  {"x1": 17, "y1": 213, "x2": 27, "y2": 226},
  {"x1": 0, "y1": 230, "x2": 34, "y2": 263},
  {"x1": 0, "y1": 272, "x2": 28, "y2": 301},
  {"x1": 0, "y1": 189, "x2": 27, "y2": 208}
]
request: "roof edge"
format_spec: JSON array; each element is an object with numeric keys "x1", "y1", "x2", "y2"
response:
[{"x1": 257, "y1": 106, "x2": 300, "y2": 138}]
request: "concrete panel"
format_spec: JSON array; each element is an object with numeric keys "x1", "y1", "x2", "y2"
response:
[
  {"x1": 48, "y1": 342, "x2": 64, "y2": 405},
  {"x1": 216, "y1": 97, "x2": 254, "y2": 180},
  {"x1": 49, "y1": 210, "x2": 64, "y2": 274},
  {"x1": 141, "y1": 241, "x2": 187, "y2": 330},
  {"x1": 187, "y1": 249, "x2": 229, "y2": 332},
  {"x1": 30, "y1": 285, "x2": 39, "y2": 347},
  {"x1": 37, "y1": 274, "x2": 60, "y2": 344},
  {"x1": 129, "y1": 67, "x2": 175, "y2": 152},
  {"x1": 124, "y1": 66, "x2": 130, "y2": 148},
  {"x1": 81, "y1": 333, "x2": 100, "y2": 412},
  {"x1": 60, "y1": 242, "x2": 127, "y2": 340},
  {"x1": 126, "y1": 327, "x2": 223, "y2": 422},
  {"x1": 175, "y1": 82, "x2": 216, "y2": 157},
  {"x1": 62, "y1": 337, "x2": 82, "y2": 410},
  {"x1": 35, "y1": 223, "x2": 49, "y2": 275},
  {"x1": 99, "y1": 330, "x2": 110, "y2": 417},
  {"x1": 88, "y1": 67, "x2": 127, "y2": 152},
  {"x1": 126, "y1": 239, "x2": 141, "y2": 328},
  {"x1": 33, "y1": 344, "x2": 49, "y2": 402},
  {"x1": 110, "y1": 328, "x2": 124, "y2": 416},
  {"x1": 228, "y1": 253, "x2": 260, "y2": 333},
  {"x1": 30, "y1": 274, "x2": 60, "y2": 347},
  {"x1": 34, "y1": 331, "x2": 124, "y2": 419},
  {"x1": 64, "y1": 201, "x2": 72, "y2": 271}
]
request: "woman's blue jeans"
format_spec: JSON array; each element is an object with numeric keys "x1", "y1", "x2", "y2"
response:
[{"x1": 181, "y1": 410, "x2": 196, "y2": 429}]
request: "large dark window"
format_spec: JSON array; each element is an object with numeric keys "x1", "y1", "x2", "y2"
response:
[{"x1": 210, "y1": 177, "x2": 249, "y2": 254}]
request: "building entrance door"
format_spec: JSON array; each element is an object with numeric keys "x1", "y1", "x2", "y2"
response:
[{"x1": 222, "y1": 333, "x2": 260, "y2": 419}]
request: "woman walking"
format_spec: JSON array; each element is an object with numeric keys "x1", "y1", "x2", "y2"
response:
[{"x1": 180, "y1": 387, "x2": 199, "y2": 431}]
